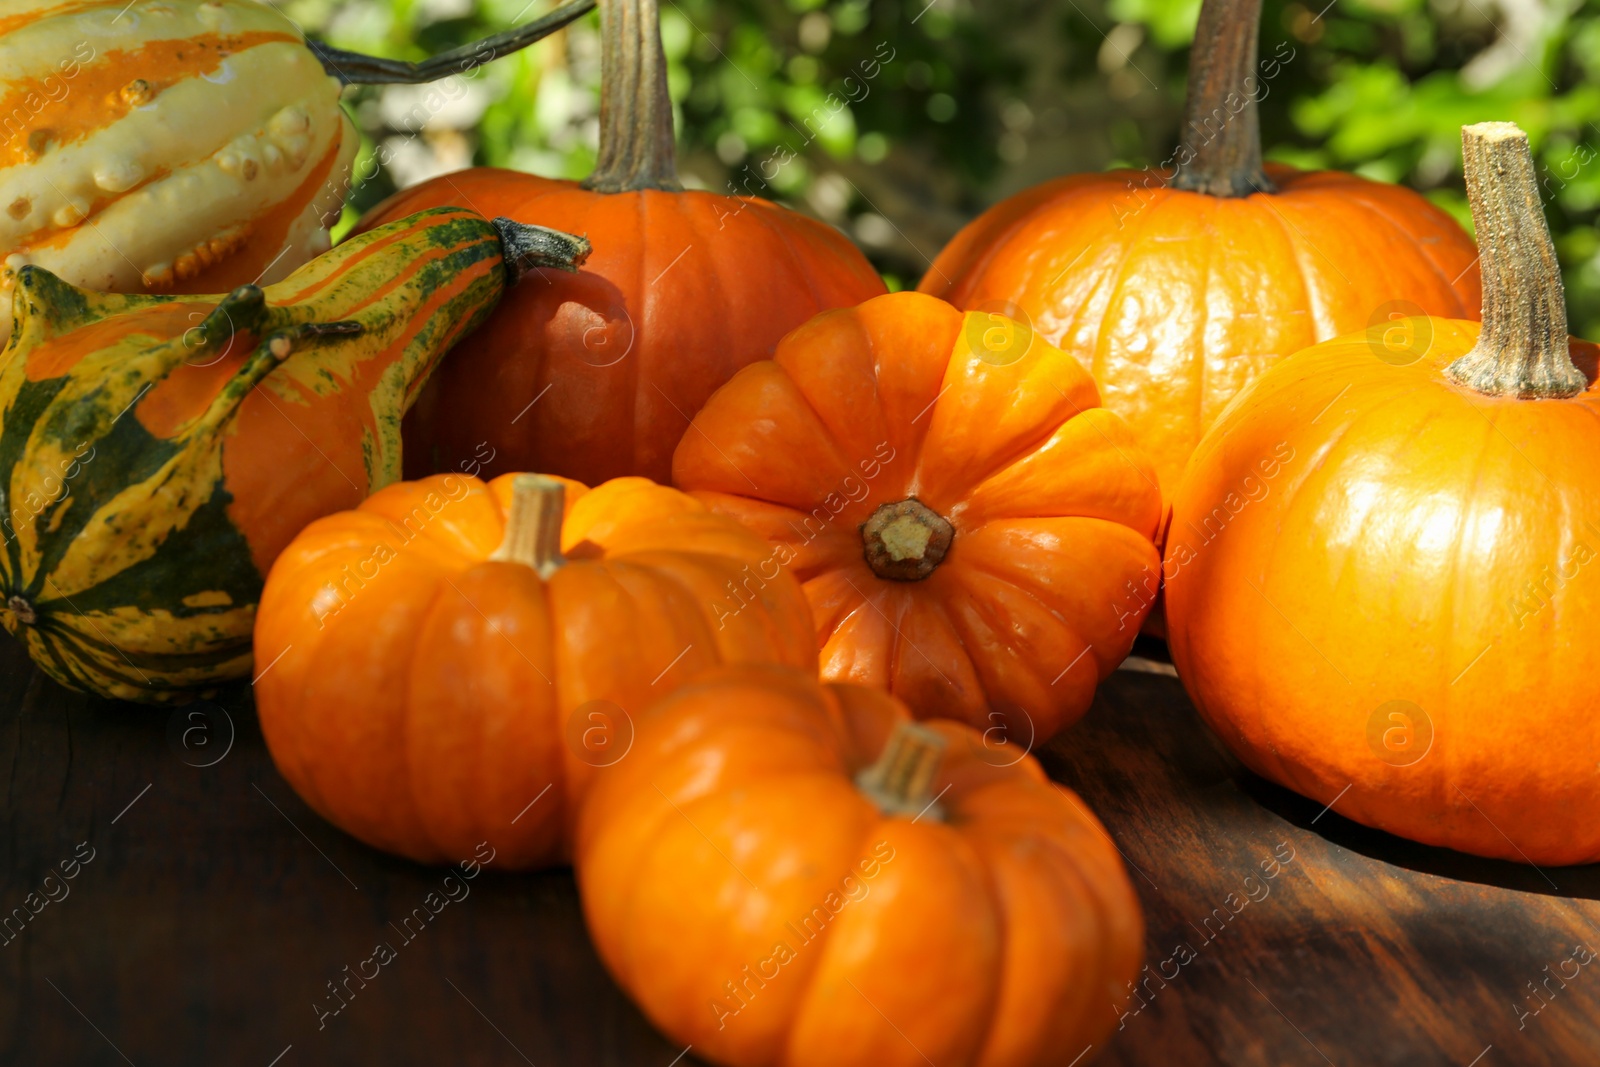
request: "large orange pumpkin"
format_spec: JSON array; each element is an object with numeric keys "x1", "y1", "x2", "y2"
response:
[
  {"x1": 254, "y1": 472, "x2": 816, "y2": 868},
  {"x1": 356, "y1": 0, "x2": 885, "y2": 486},
  {"x1": 1166, "y1": 122, "x2": 1600, "y2": 866},
  {"x1": 672, "y1": 291, "x2": 1162, "y2": 745},
  {"x1": 918, "y1": 0, "x2": 1480, "y2": 504},
  {"x1": 576, "y1": 663, "x2": 1143, "y2": 1067}
]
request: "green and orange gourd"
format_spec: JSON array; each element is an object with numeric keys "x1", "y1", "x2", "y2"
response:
[{"x1": 0, "y1": 207, "x2": 589, "y2": 701}]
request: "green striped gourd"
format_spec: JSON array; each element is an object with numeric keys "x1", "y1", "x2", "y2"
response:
[{"x1": 0, "y1": 206, "x2": 590, "y2": 702}]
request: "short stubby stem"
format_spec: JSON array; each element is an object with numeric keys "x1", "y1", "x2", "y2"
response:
[
  {"x1": 492, "y1": 218, "x2": 592, "y2": 285},
  {"x1": 1444, "y1": 122, "x2": 1586, "y2": 400},
  {"x1": 491, "y1": 475, "x2": 567, "y2": 578},
  {"x1": 856, "y1": 721, "x2": 948, "y2": 820},
  {"x1": 7, "y1": 595, "x2": 36, "y2": 625},
  {"x1": 860, "y1": 499, "x2": 954, "y2": 582}
]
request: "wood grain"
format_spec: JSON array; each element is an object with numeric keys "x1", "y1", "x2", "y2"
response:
[{"x1": 2, "y1": 632, "x2": 1598, "y2": 1066}]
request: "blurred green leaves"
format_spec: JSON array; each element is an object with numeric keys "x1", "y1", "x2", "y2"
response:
[
  {"x1": 1107, "y1": 0, "x2": 1600, "y2": 334},
  {"x1": 298, "y1": 0, "x2": 1600, "y2": 332}
]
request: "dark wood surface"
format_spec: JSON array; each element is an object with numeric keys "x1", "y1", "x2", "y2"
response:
[{"x1": 4, "y1": 631, "x2": 1599, "y2": 1067}]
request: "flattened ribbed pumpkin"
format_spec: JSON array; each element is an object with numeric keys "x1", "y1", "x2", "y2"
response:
[
  {"x1": 0, "y1": 206, "x2": 589, "y2": 702},
  {"x1": 0, "y1": 0, "x2": 360, "y2": 340}
]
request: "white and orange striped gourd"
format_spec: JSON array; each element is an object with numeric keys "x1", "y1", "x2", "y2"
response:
[{"x1": 0, "y1": 0, "x2": 358, "y2": 342}]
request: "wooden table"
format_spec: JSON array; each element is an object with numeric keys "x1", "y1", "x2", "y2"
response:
[{"x1": 3, "y1": 633, "x2": 1598, "y2": 1066}]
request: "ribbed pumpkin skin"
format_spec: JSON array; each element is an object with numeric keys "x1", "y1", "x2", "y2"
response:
[
  {"x1": 0, "y1": 207, "x2": 519, "y2": 702},
  {"x1": 576, "y1": 664, "x2": 1144, "y2": 1067},
  {"x1": 357, "y1": 170, "x2": 887, "y2": 485},
  {"x1": 254, "y1": 474, "x2": 818, "y2": 869},
  {"x1": 0, "y1": 0, "x2": 357, "y2": 342},
  {"x1": 672, "y1": 291, "x2": 1163, "y2": 744},
  {"x1": 919, "y1": 165, "x2": 1482, "y2": 500},
  {"x1": 1165, "y1": 319, "x2": 1600, "y2": 865}
]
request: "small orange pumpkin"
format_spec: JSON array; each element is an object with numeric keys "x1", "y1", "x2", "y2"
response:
[
  {"x1": 358, "y1": 0, "x2": 885, "y2": 485},
  {"x1": 254, "y1": 472, "x2": 816, "y2": 868},
  {"x1": 918, "y1": 0, "x2": 1480, "y2": 504},
  {"x1": 576, "y1": 663, "x2": 1144, "y2": 1067},
  {"x1": 673, "y1": 291, "x2": 1162, "y2": 743},
  {"x1": 1166, "y1": 123, "x2": 1600, "y2": 865}
]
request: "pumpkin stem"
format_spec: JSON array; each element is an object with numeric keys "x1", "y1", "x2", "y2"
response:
[
  {"x1": 310, "y1": 0, "x2": 596, "y2": 85},
  {"x1": 860, "y1": 499, "x2": 954, "y2": 582},
  {"x1": 1170, "y1": 0, "x2": 1274, "y2": 197},
  {"x1": 581, "y1": 0, "x2": 682, "y2": 193},
  {"x1": 1443, "y1": 123, "x2": 1584, "y2": 400},
  {"x1": 492, "y1": 475, "x2": 566, "y2": 578},
  {"x1": 491, "y1": 218, "x2": 592, "y2": 284},
  {"x1": 856, "y1": 721, "x2": 948, "y2": 820}
]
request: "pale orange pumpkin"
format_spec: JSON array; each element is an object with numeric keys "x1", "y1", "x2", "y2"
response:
[{"x1": 576, "y1": 663, "x2": 1144, "y2": 1067}]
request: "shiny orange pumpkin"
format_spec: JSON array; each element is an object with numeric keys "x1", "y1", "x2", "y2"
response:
[
  {"x1": 1166, "y1": 123, "x2": 1600, "y2": 865},
  {"x1": 254, "y1": 472, "x2": 816, "y2": 868},
  {"x1": 918, "y1": 0, "x2": 1479, "y2": 503},
  {"x1": 357, "y1": 0, "x2": 884, "y2": 486},
  {"x1": 673, "y1": 291, "x2": 1162, "y2": 745},
  {"x1": 576, "y1": 663, "x2": 1144, "y2": 1067}
]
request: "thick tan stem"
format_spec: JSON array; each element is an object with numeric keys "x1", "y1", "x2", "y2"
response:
[
  {"x1": 1444, "y1": 122, "x2": 1584, "y2": 399},
  {"x1": 1170, "y1": 0, "x2": 1274, "y2": 197},
  {"x1": 860, "y1": 499, "x2": 954, "y2": 582},
  {"x1": 856, "y1": 722, "x2": 948, "y2": 819},
  {"x1": 491, "y1": 475, "x2": 566, "y2": 578},
  {"x1": 581, "y1": 0, "x2": 681, "y2": 193}
]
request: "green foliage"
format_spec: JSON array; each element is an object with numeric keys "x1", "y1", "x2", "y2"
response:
[
  {"x1": 293, "y1": 0, "x2": 1600, "y2": 333},
  {"x1": 1133, "y1": 0, "x2": 1600, "y2": 334}
]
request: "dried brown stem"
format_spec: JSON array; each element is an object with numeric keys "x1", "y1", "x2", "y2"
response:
[
  {"x1": 1443, "y1": 122, "x2": 1584, "y2": 399},
  {"x1": 1170, "y1": 0, "x2": 1274, "y2": 197},
  {"x1": 582, "y1": 0, "x2": 681, "y2": 193}
]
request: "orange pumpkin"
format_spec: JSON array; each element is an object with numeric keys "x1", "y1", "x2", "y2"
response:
[
  {"x1": 356, "y1": 0, "x2": 885, "y2": 486},
  {"x1": 1166, "y1": 122, "x2": 1600, "y2": 865},
  {"x1": 672, "y1": 291, "x2": 1162, "y2": 744},
  {"x1": 254, "y1": 472, "x2": 816, "y2": 868},
  {"x1": 576, "y1": 663, "x2": 1144, "y2": 1067},
  {"x1": 918, "y1": 0, "x2": 1480, "y2": 504}
]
